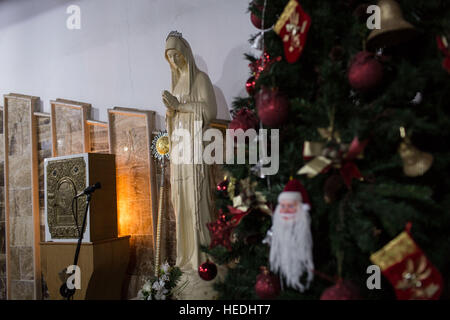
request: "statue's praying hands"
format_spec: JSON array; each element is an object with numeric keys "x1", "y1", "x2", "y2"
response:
[{"x1": 162, "y1": 90, "x2": 179, "y2": 117}]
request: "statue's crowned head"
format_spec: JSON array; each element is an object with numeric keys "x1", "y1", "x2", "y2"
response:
[{"x1": 165, "y1": 31, "x2": 199, "y2": 94}]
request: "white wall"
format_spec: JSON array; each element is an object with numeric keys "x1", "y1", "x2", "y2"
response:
[{"x1": 0, "y1": 0, "x2": 256, "y2": 129}]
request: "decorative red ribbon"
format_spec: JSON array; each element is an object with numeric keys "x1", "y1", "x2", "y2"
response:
[
  {"x1": 301, "y1": 137, "x2": 368, "y2": 188},
  {"x1": 207, "y1": 206, "x2": 251, "y2": 251},
  {"x1": 340, "y1": 162, "x2": 362, "y2": 188},
  {"x1": 339, "y1": 138, "x2": 368, "y2": 188},
  {"x1": 227, "y1": 205, "x2": 249, "y2": 225}
]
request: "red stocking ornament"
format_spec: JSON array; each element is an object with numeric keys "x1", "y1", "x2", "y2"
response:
[
  {"x1": 274, "y1": 0, "x2": 311, "y2": 63},
  {"x1": 370, "y1": 223, "x2": 443, "y2": 300}
]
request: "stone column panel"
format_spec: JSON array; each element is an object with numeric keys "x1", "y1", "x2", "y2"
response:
[
  {"x1": 50, "y1": 99, "x2": 90, "y2": 157},
  {"x1": 108, "y1": 107, "x2": 157, "y2": 299},
  {"x1": 4, "y1": 94, "x2": 41, "y2": 300},
  {"x1": 87, "y1": 120, "x2": 109, "y2": 154},
  {"x1": 0, "y1": 108, "x2": 5, "y2": 300}
]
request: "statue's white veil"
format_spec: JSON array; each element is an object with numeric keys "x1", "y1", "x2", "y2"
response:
[{"x1": 165, "y1": 33, "x2": 199, "y2": 95}]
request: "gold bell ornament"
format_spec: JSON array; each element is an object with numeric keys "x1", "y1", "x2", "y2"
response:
[
  {"x1": 398, "y1": 127, "x2": 433, "y2": 177},
  {"x1": 367, "y1": 0, "x2": 418, "y2": 50}
]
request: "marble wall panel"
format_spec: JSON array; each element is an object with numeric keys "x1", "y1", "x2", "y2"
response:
[
  {"x1": 4, "y1": 94, "x2": 40, "y2": 300},
  {"x1": 0, "y1": 109, "x2": 5, "y2": 300},
  {"x1": 108, "y1": 108, "x2": 157, "y2": 299},
  {"x1": 51, "y1": 100, "x2": 90, "y2": 157},
  {"x1": 0, "y1": 222, "x2": 4, "y2": 255},
  {"x1": 36, "y1": 114, "x2": 52, "y2": 299},
  {"x1": 88, "y1": 122, "x2": 109, "y2": 153},
  {"x1": 0, "y1": 255, "x2": 5, "y2": 300},
  {"x1": 9, "y1": 280, "x2": 34, "y2": 300},
  {"x1": 36, "y1": 115, "x2": 52, "y2": 240}
]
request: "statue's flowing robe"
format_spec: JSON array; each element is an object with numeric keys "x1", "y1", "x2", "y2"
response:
[
  {"x1": 165, "y1": 36, "x2": 219, "y2": 299},
  {"x1": 168, "y1": 71, "x2": 217, "y2": 269}
]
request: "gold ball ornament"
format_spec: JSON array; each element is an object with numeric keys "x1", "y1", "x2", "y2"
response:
[
  {"x1": 156, "y1": 135, "x2": 170, "y2": 156},
  {"x1": 151, "y1": 131, "x2": 170, "y2": 161}
]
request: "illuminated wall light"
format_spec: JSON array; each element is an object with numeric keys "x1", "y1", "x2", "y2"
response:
[{"x1": 108, "y1": 109, "x2": 158, "y2": 298}]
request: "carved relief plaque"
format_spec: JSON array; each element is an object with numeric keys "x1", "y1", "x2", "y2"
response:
[
  {"x1": 46, "y1": 157, "x2": 86, "y2": 239},
  {"x1": 44, "y1": 153, "x2": 118, "y2": 243}
]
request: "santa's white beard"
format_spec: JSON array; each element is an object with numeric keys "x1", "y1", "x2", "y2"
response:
[{"x1": 269, "y1": 205, "x2": 314, "y2": 292}]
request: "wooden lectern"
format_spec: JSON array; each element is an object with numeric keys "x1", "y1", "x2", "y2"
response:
[
  {"x1": 40, "y1": 236, "x2": 130, "y2": 300},
  {"x1": 41, "y1": 153, "x2": 130, "y2": 300}
]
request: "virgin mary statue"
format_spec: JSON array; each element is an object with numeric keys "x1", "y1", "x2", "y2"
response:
[{"x1": 162, "y1": 31, "x2": 218, "y2": 299}]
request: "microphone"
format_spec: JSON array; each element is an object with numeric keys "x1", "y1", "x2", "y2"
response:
[{"x1": 75, "y1": 182, "x2": 101, "y2": 198}]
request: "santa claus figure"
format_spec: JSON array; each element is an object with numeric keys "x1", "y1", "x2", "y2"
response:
[{"x1": 267, "y1": 178, "x2": 314, "y2": 292}]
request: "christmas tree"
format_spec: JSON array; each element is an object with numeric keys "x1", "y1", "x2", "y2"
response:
[{"x1": 202, "y1": 0, "x2": 450, "y2": 300}]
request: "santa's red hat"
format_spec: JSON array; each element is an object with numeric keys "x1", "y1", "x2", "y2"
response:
[{"x1": 278, "y1": 178, "x2": 311, "y2": 208}]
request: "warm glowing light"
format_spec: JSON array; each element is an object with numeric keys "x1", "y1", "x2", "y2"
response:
[{"x1": 116, "y1": 167, "x2": 154, "y2": 239}]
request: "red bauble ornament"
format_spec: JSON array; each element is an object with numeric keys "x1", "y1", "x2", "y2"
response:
[
  {"x1": 320, "y1": 279, "x2": 361, "y2": 300},
  {"x1": 251, "y1": 12, "x2": 263, "y2": 29},
  {"x1": 246, "y1": 76, "x2": 256, "y2": 95},
  {"x1": 436, "y1": 35, "x2": 450, "y2": 74},
  {"x1": 250, "y1": 2, "x2": 264, "y2": 29},
  {"x1": 443, "y1": 57, "x2": 450, "y2": 73},
  {"x1": 255, "y1": 87, "x2": 289, "y2": 127},
  {"x1": 229, "y1": 108, "x2": 259, "y2": 132},
  {"x1": 348, "y1": 51, "x2": 383, "y2": 92},
  {"x1": 198, "y1": 260, "x2": 218, "y2": 281},
  {"x1": 255, "y1": 267, "x2": 281, "y2": 299}
]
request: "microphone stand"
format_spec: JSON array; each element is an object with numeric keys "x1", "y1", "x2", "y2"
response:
[{"x1": 60, "y1": 193, "x2": 92, "y2": 300}]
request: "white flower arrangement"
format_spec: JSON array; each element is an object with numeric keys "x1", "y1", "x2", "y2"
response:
[{"x1": 138, "y1": 261, "x2": 184, "y2": 300}]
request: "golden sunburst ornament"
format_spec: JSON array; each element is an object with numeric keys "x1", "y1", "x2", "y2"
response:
[
  {"x1": 151, "y1": 131, "x2": 170, "y2": 161},
  {"x1": 151, "y1": 131, "x2": 170, "y2": 277}
]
